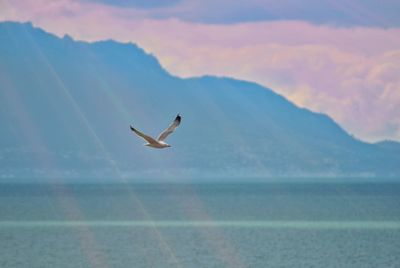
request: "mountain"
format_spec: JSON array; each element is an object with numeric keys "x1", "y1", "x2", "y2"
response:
[
  {"x1": 375, "y1": 140, "x2": 400, "y2": 153},
  {"x1": 0, "y1": 21, "x2": 399, "y2": 182}
]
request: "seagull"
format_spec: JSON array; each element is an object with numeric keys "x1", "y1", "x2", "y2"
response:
[{"x1": 130, "y1": 114, "x2": 181, "y2": 149}]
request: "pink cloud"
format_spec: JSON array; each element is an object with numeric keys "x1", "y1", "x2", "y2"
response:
[{"x1": 1, "y1": 0, "x2": 400, "y2": 141}]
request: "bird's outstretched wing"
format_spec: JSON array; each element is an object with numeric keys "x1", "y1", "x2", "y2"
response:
[
  {"x1": 157, "y1": 114, "x2": 181, "y2": 141},
  {"x1": 130, "y1": 126, "x2": 158, "y2": 144}
]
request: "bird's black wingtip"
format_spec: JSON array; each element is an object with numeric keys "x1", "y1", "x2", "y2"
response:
[
  {"x1": 130, "y1": 125, "x2": 135, "y2": 131},
  {"x1": 176, "y1": 114, "x2": 181, "y2": 122}
]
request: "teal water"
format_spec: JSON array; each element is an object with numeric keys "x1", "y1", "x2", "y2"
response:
[{"x1": 0, "y1": 183, "x2": 399, "y2": 267}]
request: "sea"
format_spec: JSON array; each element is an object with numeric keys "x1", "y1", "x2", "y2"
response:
[{"x1": 0, "y1": 182, "x2": 399, "y2": 268}]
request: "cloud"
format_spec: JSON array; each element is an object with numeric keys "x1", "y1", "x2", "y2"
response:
[
  {"x1": 83, "y1": 0, "x2": 181, "y2": 9},
  {"x1": 157, "y1": 0, "x2": 400, "y2": 27},
  {"x1": 61, "y1": 0, "x2": 400, "y2": 27},
  {"x1": 1, "y1": 0, "x2": 400, "y2": 141},
  {"x1": 4, "y1": 0, "x2": 399, "y2": 27}
]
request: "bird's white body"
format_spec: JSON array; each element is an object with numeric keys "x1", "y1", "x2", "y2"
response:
[
  {"x1": 144, "y1": 141, "x2": 171, "y2": 148},
  {"x1": 130, "y1": 114, "x2": 181, "y2": 149}
]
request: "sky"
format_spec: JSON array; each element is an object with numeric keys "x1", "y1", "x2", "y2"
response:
[{"x1": 1, "y1": 0, "x2": 399, "y2": 142}]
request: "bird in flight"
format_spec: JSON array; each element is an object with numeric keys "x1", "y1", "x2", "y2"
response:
[{"x1": 130, "y1": 114, "x2": 181, "y2": 149}]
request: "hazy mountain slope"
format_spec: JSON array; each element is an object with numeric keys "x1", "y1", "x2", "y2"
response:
[{"x1": 0, "y1": 21, "x2": 399, "y2": 181}]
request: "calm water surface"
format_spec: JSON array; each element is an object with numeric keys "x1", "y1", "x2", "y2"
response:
[{"x1": 0, "y1": 183, "x2": 399, "y2": 267}]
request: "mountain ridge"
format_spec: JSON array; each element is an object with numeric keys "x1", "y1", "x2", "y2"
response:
[{"x1": 1, "y1": 21, "x2": 399, "y2": 182}]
